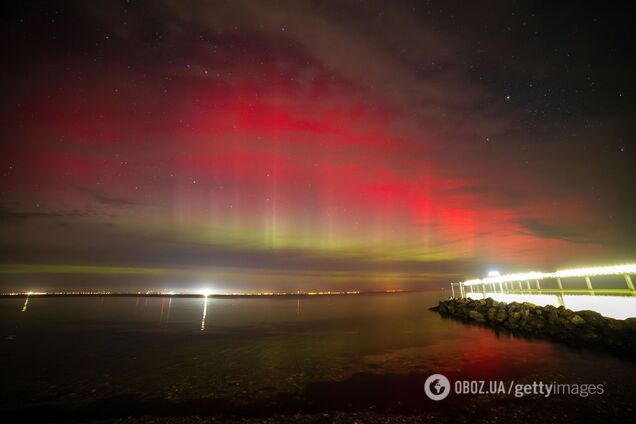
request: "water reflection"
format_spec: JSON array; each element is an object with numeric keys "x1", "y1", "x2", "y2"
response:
[
  {"x1": 468, "y1": 292, "x2": 636, "y2": 319},
  {"x1": 200, "y1": 296, "x2": 208, "y2": 331},
  {"x1": 21, "y1": 295, "x2": 30, "y2": 312}
]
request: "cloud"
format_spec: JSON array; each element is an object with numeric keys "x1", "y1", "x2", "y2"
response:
[
  {"x1": 0, "y1": 263, "x2": 163, "y2": 275},
  {"x1": 515, "y1": 218, "x2": 602, "y2": 245},
  {"x1": 72, "y1": 185, "x2": 140, "y2": 207},
  {"x1": 449, "y1": 184, "x2": 526, "y2": 207},
  {"x1": 0, "y1": 209, "x2": 88, "y2": 223}
]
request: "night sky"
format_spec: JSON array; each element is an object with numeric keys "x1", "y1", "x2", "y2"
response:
[{"x1": 1, "y1": 1, "x2": 635, "y2": 293}]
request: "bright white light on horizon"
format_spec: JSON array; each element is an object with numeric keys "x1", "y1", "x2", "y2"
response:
[
  {"x1": 487, "y1": 270, "x2": 501, "y2": 277},
  {"x1": 199, "y1": 288, "x2": 213, "y2": 297}
]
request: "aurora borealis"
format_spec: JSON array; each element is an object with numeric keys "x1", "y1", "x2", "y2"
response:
[{"x1": 1, "y1": 1, "x2": 635, "y2": 292}]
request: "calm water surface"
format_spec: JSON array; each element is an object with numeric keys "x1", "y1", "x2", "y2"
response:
[{"x1": 1, "y1": 291, "x2": 635, "y2": 419}]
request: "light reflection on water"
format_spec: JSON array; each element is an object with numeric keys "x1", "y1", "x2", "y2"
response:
[
  {"x1": 468, "y1": 292, "x2": 636, "y2": 319},
  {"x1": 200, "y1": 297, "x2": 208, "y2": 331},
  {"x1": 21, "y1": 295, "x2": 29, "y2": 312}
]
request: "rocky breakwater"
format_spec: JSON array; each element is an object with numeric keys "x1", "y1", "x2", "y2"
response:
[{"x1": 430, "y1": 297, "x2": 636, "y2": 355}]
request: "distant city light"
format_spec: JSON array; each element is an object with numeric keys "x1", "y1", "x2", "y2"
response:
[
  {"x1": 1, "y1": 289, "x2": 381, "y2": 296},
  {"x1": 487, "y1": 270, "x2": 501, "y2": 277}
]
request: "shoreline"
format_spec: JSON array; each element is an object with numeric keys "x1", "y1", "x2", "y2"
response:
[{"x1": 0, "y1": 290, "x2": 413, "y2": 299}]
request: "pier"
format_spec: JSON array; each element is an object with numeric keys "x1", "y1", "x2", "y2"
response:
[{"x1": 451, "y1": 264, "x2": 636, "y2": 298}]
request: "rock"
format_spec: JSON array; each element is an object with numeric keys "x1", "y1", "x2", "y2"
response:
[
  {"x1": 527, "y1": 315, "x2": 546, "y2": 330},
  {"x1": 577, "y1": 310, "x2": 604, "y2": 327},
  {"x1": 543, "y1": 304, "x2": 557, "y2": 313},
  {"x1": 625, "y1": 317, "x2": 636, "y2": 331},
  {"x1": 603, "y1": 335, "x2": 623, "y2": 347},
  {"x1": 487, "y1": 307, "x2": 497, "y2": 321},
  {"x1": 569, "y1": 314, "x2": 586, "y2": 326},
  {"x1": 544, "y1": 309, "x2": 559, "y2": 324},
  {"x1": 469, "y1": 310, "x2": 486, "y2": 322},
  {"x1": 600, "y1": 319, "x2": 628, "y2": 336},
  {"x1": 508, "y1": 303, "x2": 521, "y2": 313},
  {"x1": 576, "y1": 328, "x2": 599, "y2": 343},
  {"x1": 556, "y1": 317, "x2": 575, "y2": 331},
  {"x1": 495, "y1": 309, "x2": 508, "y2": 323}
]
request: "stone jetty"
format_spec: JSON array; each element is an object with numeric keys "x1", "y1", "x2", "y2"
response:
[{"x1": 431, "y1": 297, "x2": 636, "y2": 355}]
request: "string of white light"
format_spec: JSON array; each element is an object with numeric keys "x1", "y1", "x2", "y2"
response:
[{"x1": 459, "y1": 264, "x2": 636, "y2": 287}]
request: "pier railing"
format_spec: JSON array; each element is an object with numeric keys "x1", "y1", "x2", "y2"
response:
[{"x1": 451, "y1": 264, "x2": 636, "y2": 298}]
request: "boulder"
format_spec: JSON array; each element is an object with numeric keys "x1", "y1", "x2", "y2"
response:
[
  {"x1": 495, "y1": 309, "x2": 508, "y2": 323},
  {"x1": 577, "y1": 310, "x2": 603, "y2": 327},
  {"x1": 576, "y1": 328, "x2": 600, "y2": 343},
  {"x1": 544, "y1": 309, "x2": 559, "y2": 324},
  {"x1": 569, "y1": 314, "x2": 586, "y2": 326},
  {"x1": 487, "y1": 307, "x2": 497, "y2": 322},
  {"x1": 600, "y1": 319, "x2": 628, "y2": 336},
  {"x1": 527, "y1": 315, "x2": 546, "y2": 330},
  {"x1": 602, "y1": 335, "x2": 624, "y2": 347},
  {"x1": 469, "y1": 310, "x2": 486, "y2": 322},
  {"x1": 555, "y1": 317, "x2": 575, "y2": 331},
  {"x1": 625, "y1": 317, "x2": 636, "y2": 331}
]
